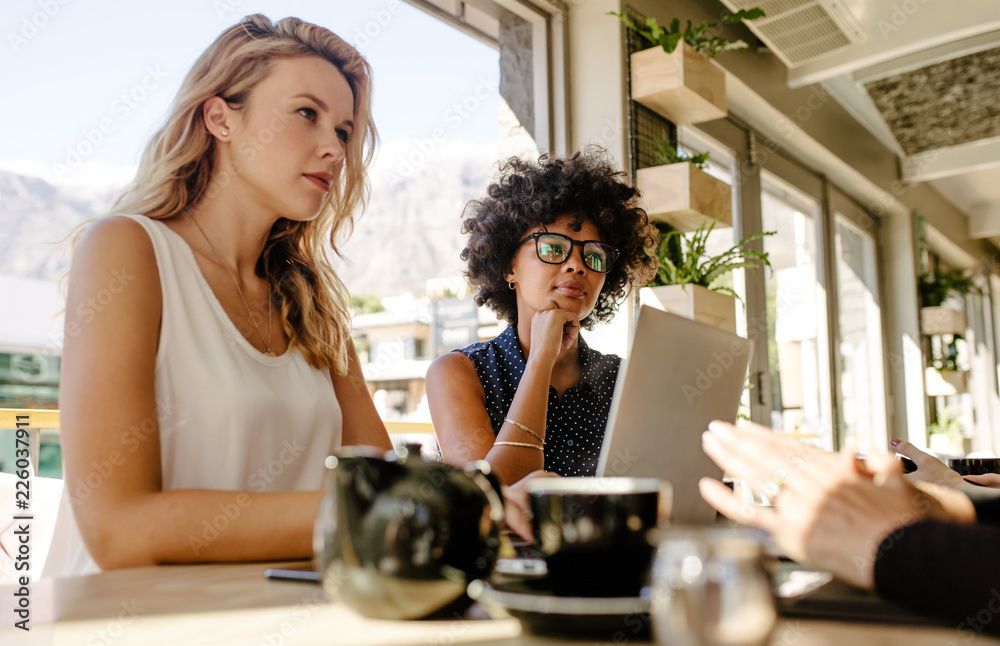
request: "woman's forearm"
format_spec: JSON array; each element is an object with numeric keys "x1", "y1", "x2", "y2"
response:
[
  {"x1": 485, "y1": 359, "x2": 552, "y2": 484},
  {"x1": 79, "y1": 489, "x2": 323, "y2": 569}
]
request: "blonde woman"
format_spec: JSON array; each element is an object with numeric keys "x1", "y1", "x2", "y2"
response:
[{"x1": 45, "y1": 15, "x2": 392, "y2": 575}]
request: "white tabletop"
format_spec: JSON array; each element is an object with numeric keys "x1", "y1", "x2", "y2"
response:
[{"x1": 0, "y1": 561, "x2": 991, "y2": 646}]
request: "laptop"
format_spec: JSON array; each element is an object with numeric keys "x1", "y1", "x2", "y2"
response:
[
  {"x1": 772, "y1": 561, "x2": 952, "y2": 626},
  {"x1": 595, "y1": 305, "x2": 753, "y2": 524},
  {"x1": 497, "y1": 306, "x2": 752, "y2": 575}
]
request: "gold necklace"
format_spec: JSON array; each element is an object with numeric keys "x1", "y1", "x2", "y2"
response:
[{"x1": 188, "y1": 212, "x2": 275, "y2": 356}]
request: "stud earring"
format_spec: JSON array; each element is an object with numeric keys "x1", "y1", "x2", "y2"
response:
[{"x1": 221, "y1": 130, "x2": 229, "y2": 136}]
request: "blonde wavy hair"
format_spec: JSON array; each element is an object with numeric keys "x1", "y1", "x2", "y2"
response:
[{"x1": 106, "y1": 14, "x2": 377, "y2": 374}]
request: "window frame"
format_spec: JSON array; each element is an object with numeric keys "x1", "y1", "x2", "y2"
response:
[
  {"x1": 404, "y1": 0, "x2": 568, "y2": 154},
  {"x1": 694, "y1": 117, "x2": 890, "y2": 449}
]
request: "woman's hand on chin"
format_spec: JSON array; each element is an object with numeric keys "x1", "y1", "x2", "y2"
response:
[{"x1": 528, "y1": 302, "x2": 579, "y2": 367}]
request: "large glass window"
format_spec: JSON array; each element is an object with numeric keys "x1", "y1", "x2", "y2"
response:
[
  {"x1": 760, "y1": 171, "x2": 833, "y2": 448},
  {"x1": 691, "y1": 120, "x2": 890, "y2": 451},
  {"x1": 834, "y1": 214, "x2": 887, "y2": 453},
  {"x1": 967, "y1": 284, "x2": 997, "y2": 454}
]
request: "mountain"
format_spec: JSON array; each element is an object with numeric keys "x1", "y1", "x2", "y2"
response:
[
  {"x1": 0, "y1": 172, "x2": 115, "y2": 282},
  {"x1": 339, "y1": 140, "x2": 497, "y2": 297},
  {"x1": 0, "y1": 141, "x2": 498, "y2": 298}
]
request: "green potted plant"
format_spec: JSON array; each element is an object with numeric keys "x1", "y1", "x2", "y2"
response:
[
  {"x1": 636, "y1": 134, "x2": 731, "y2": 232},
  {"x1": 640, "y1": 221, "x2": 774, "y2": 333},
  {"x1": 612, "y1": 9, "x2": 764, "y2": 125},
  {"x1": 925, "y1": 334, "x2": 969, "y2": 396},
  {"x1": 927, "y1": 407, "x2": 967, "y2": 456},
  {"x1": 919, "y1": 269, "x2": 980, "y2": 335}
]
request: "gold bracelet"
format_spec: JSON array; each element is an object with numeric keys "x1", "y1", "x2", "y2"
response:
[
  {"x1": 494, "y1": 441, "x2": 544, "y2": 451},
  {"x1": 504, "y1": 417, "x2": 545, "y2": 444}
]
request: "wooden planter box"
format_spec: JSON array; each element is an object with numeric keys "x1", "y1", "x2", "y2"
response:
[
  {"x1": 640, "y1": 284, "x2": 736, "y2": 334},
  {"x1": 637, "y1": 162, "x2": 732, "y2": 232},
  {"x1": 925, "y1": 367, "x2": 968, "y2": 397},
  {"x1": 921, "y1": 306, "x2": 966, "y2": 336},
  {"x1": 630, "y1": 42, "x2": 727, "y2": 126}
]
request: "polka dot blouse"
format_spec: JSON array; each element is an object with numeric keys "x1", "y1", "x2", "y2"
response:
[{"x1": 457, "y1": 325, "x2": 621, "y2": 477}]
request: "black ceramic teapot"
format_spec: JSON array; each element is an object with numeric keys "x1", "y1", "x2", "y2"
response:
[{"x1": 315, "y1": 445, "x2": 505, "y2": 620}]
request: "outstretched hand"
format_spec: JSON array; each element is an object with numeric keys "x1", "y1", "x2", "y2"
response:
[
  {"x1": 963, "y1": 473, "x2": 1000, "y2": 488},
  {"x1": 698, "y1": 422, "x2": 974, "y2": 590},
  {"x1": 891, "y1": 438, "x2": 967, "y2": 487}
]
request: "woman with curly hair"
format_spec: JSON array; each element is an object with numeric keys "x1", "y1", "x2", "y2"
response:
[{"x1": 426, "y1": 149, "x2": 658, "y2": 484}]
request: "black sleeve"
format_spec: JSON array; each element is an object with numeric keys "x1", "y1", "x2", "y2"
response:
[
  {"x1": 966, "y1": 488, "x2": 1000, "y2": 524},
  {"x1": 874, "y1": 520, "x2": 1000, "y2": 635}
]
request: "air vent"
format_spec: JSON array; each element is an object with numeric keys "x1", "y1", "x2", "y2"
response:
[{"x1": 722, "y1": 0, "x2": 866, "y2": 67}]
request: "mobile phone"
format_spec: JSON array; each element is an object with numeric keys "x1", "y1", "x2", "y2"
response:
[
  {"x1": 264, "y1": 567, "x2": 322, "y2": 583},
  {"x1": 495, "y1": 558, "x2": 547, "y2": 576},
  {"x1": 897, "y1": 455, "x2": 917, "y2": 473}
]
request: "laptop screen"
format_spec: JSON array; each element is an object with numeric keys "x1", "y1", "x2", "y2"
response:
[{"x1": 596, "y1": 306, "x2": 753, "y2": 524}]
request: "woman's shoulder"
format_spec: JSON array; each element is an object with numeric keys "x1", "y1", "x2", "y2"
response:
[
  {"x1": 76, "y1": 215, "x2": 156, "y2": 254},
  {"x1": 70, "y1": 215, "x2": 161, "y2": 293},
  {"x1": 426, "y1": 350, "x2": 479, "y2": 388}
]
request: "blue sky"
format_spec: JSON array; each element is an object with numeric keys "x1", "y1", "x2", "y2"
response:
[{"x1": 0, "y1": 0, "x2": 498, "y2": 186}]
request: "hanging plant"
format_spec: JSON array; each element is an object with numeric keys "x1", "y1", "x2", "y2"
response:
[
  {"x1": 649, "y1": 221, "x2": 774, "y2": 302},
  {"x1": 918, "y1": 270, "x2": 982, "y2": 308},
  {"x1": 610, "y1": 9, "x2": 765, "y2": 58},
  {"x1": 641, "y1": 133, "x2": 710, "y2": 169}
]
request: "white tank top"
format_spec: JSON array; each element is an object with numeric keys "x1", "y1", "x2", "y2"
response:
[{"x1": 43, "y1": 214, "x2": 343, "y2": 577}]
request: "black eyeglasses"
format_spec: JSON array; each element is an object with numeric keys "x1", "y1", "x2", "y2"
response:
[{"x1": 518, "y1": 232, "x2": 619, "y2": 274}]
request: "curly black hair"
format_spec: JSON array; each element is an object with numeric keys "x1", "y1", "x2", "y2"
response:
[{"x1": 460, "y1": 148, "x2": 659, "y2": 330}]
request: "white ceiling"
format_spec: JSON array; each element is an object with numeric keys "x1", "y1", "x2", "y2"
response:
[{"x1": 730, "y1": 0, "x2": 1000, "y2": 240}]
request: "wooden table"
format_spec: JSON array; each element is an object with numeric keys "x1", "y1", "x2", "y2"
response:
[{"x1": 0, "y1": 561, "x2": 990, "y2": 646}]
